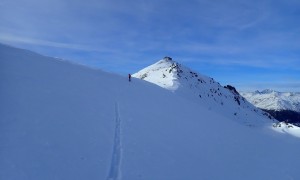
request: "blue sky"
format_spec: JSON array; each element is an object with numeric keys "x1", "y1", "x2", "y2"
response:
[{"x1": 1, "y1": 0, "x2": 299, "y2": 91}]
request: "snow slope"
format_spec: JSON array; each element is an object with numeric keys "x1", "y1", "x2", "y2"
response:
[
  {"x1": 133, "y1": 57, "x2": 273, "y2": 126},
  {"x1": 240, "y1": 89, "x2": 300, "y2": 112},
  {"x1": 1, "y1": 45, "x2": 300, "y2": 180}
]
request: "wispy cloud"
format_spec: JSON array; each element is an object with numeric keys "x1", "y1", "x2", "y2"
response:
[
  {"x1": 0, "y1": 33, "x2": 118, "y2": 53},
  {"x1": 204, "y1": 57, "x2": 300, "y2": 69}
]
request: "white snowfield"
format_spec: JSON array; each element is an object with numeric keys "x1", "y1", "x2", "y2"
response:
[
  {"x1": 240, "y1": 89, "x2": 300, "y2": 112},
  {"x1": 1, "y1": 44, "x2": 300, "y2": 180}
]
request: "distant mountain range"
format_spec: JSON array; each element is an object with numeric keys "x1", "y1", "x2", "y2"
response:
[{"x1": 241, "y1": 90, "x2": 300, "y2": 126}]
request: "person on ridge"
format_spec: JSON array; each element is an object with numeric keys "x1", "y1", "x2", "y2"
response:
[{"x1": 128, "y1": 74, "x2": 131, "y2": 82}]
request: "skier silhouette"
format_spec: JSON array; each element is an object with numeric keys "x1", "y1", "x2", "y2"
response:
[{"x1": 128, "y1": 74, "x2": 131, "y2": 82}]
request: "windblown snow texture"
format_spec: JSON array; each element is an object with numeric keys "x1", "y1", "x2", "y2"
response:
[{"x1": 1, "y1": 44, "x2": 300, "y2": 180}]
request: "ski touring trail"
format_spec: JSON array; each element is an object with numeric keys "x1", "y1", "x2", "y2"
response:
[{"x1": 106, "y1": 103, "x2": 123, "y2": 180}]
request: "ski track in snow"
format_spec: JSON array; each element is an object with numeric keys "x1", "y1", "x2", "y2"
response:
[{"x1": 106, "y1": 103, "x2": 123, "y2": 180}]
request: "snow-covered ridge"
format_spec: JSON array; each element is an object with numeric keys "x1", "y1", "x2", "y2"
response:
[
  {"x1": 133, "y1": 57, "x2": 274, "y2": 126},
  {"x1": 240, "y1": 90, "x2": 300, "y2": 112}
]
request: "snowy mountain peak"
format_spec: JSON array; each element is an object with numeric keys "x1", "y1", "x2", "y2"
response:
[
  {"x1": 143, "y1": 58, "x2": 179, "y2": 90},
  {"x1": 133, "y1": 57, "x2": 212, "y2": 91},
  {"x1": 133, "y1": 57, "x2": 274, "y2": 125}
]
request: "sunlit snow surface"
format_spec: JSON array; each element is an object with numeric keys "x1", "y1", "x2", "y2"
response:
[
  {"x1": 1, "y1": 44, "x2": 300, "y2": 180},
  {"x1": 273, "y1": 122, "x2": 300, "y2": 138}
]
